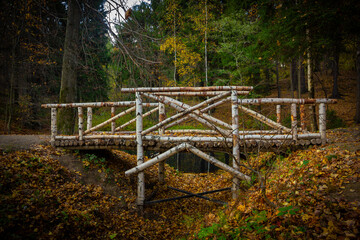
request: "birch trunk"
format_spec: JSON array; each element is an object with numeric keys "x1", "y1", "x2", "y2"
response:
[
  {"x1": 291, "y1": 103, "x2": 297, "y2": 141},
  {"x1": 84, "y1": 106, "x2": 136, "y2": 134},
  {"x1": 319, "y1": 103, "x2": 326, "y2": 144},
  {"x1": 136, "y1": 92, "x2": 145, "y2": 209},
  {"x1": 51, "y1": 108, "x2": 57, "y2": 143},
  {"x1": 142, "y1": 92, "x2": 230, "y2": 136},
  {"x1": 231, "y1": 90, "x2": 240, "y2": 199},
  {"x1": 307, "y1": 27, "x2": 317, "y2": 131},
  {"x1": 158, "y1": 102, "x2": 166, "y2": 183}
]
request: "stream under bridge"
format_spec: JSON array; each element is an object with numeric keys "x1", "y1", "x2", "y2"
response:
[{"x1": 42, "y1": 86, "x2": 336, "y2": 209}]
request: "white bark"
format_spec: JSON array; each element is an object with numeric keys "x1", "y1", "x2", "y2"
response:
[
  {"x1": 164, "y1": 97, "x2": 231, "y2": 129},
  {"x1": 319, "y1": 103, "x2": 326, "y2": 144},
  {"x1": 238, "y1": 104, "x2": 291, "y2": 133},
  {"x1": 158, "y1": 102, "x2": 166, "y2": 183},
  {"x1": 120, "y1": 86, "x2": 253, "y2": 92},
  {"x1": 136, "y1": 92, "x2": 144, "y2": 207},
  {"x1": 87, "y1": 107, "x2": 92, "y2": 130},
  {"x1": 51, "y1": 108, "x2": 57, "y2": 142},
  {"x1": 276, "y1": 105, "x2": 281, "y2": 124},
  {"x1": 165, "y1": 96, "x2": 232, "y2": 130},
  {"x1": 78, "y1": 107, "x2": 83, "y2": 141},
  {"x1": 231, "y1": 90, "x2": 240, "y2": 199},
  {"x1": 187, "y1": 145, "x2": 250, "y2": 182},
  {"x1": 42, "y1": 102, "x2": 158, "y2": 108},
  {"x1": 111, "y1": 107, "x2": 115, "y2": 134},
  {"x1": 125, "y1": 143, "x2": 187, "y2": 176},
  {"x1": 291, "y1": 103, "x2": 298, "y2": 141},
  {"x1": 84, "y1": 106, "x2": 136, "y2": 135},
  {"x1": 142, "y1": 92, "x2": 230, "y2": 135},
  {"x1": 151, "y1": 91, "x2": 249, "y2": 96},
  {"x1": 237, "y1": 98, "x2": 336, "y2": 105},
  {"x1": 115, "y1": 107, "x2": 158, "y2": 131}
]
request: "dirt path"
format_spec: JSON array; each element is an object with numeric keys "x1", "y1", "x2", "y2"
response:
[{"x1": 0, "y1": 135, "x2": 50, "y2": 151}]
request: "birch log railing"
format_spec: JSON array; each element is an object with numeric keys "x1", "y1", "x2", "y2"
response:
[{"x1": 42, "y1": 86, "x2": 336, "y2": 208}]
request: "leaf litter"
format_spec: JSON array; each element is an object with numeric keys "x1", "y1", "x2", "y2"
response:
[{"x1": 0, "y1": 129, "x2": 359, "y2": 239}]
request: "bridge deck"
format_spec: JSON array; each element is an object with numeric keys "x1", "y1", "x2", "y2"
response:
[{"x1": 53, "y1": 132, "x2": 326, "y2": 152}]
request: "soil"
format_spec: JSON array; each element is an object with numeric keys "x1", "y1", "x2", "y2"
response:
[{"x1": 0, "y1": 135, "x2": 50, "y2": 151}]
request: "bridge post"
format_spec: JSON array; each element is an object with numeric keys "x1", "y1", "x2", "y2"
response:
[
  {"x1": 319, "y1": 103, "x2": 326, "y2": 144},
  {"x1": 291, "y1": 103, "x2": 297, "y2": 141},
  {"x1": 158, "y1": 100, "x2": 166, "y2": 183},
  {"x1": 136, "y1": 92, "x2": 145, "y2": 211},
  {"x1": 87, "y1": 107, "x2": 92, "y2": 130},
  {"x1": 51, "y1": 108, "x2": 57, "y2": 143},
  {"x1": 78, "y1": 107, "x2": 83, "y2": 141},
  {"x1": 111, "y1": 107, "x2": 115, "y2": 134},
  {"x1": 276, "y1": 105, "x2": 281, "y2": 124},
  {"x1": 300, "y1": 104, "x2": 306, "y2": 132},
  {"x1": 231, "y1": 90, "x2": 240, "y2": 199}
]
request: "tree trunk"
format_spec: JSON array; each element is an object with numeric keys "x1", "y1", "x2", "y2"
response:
[
  {"x1": 298, "y1": 58, "x2": 301, "y2": 98},
  {"x1": 6, "y1": 43, "x2": 17, "y2": 133},
  {"x1": 355, "y1": 42, "x2": 360, "y2": 123},
  {"x1": 276, "y1": 59, "x2": 281, "y2": 97},
  {"x1": 57, "y1": 0, "x2": 81, "y2": 134},
  {"x1": 290, "y1": 59, "x2": 296, "y2": 98},
  {"x1": 331, "y1": 45, "x2": 341, "y2": 98},
  {"x1": 307, "y1": 32, "x2": 317, "y2": 131},
  {"x1": 300, "y1": 62, "x2": 307, "y2": 94}
]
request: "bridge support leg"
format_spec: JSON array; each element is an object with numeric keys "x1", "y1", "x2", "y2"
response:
[
  {"x1": 231, "y1": 90, "x2": 240, "y2": 199},
  {"x1": 291, "y1": 104, "x2": 298, "y2": 141},
  {"x1": 158, "y1": 101, "x2": 166, "y2": 183},
  {"x1": 319, "y1": 103, "x2": 326, "y2": 144},
  {"x1": 136, "y1": 92, "x2": 145, "y2": 212},
  {"x1": 51, "y1": 108, "x2": 57, "y2": 143}
]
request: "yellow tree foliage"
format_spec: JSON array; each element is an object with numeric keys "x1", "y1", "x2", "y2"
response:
[{"x1": 160, "y1": 37, "x2": 201, "y2": 86}]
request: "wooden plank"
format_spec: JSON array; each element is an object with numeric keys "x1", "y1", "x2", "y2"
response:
[
  {"x1": 144, "y1": 92, "x2": 230, "y2": 136},
  {"x1": 164, "y1": 96, "x2": 232, "y2": 130},
  {"x1": 42, "y1": 102, "x2": 159, "y2": 108},
  {"x1": 142, "y1": 92, "x2": 230, "y2": 135},
  {"x1": 120, "y1": 86, "x2": 253, "y2": 92},
  {"x1": 125, "y1": 143, "x2": 188, "y2": 176},
  {"x1": 187, "y1": 144, "x2": 251, "y2": 182},
  {"x1": 151, "y1": 91, "x2": 249, "y2": 96},
  {"x1": 84, "y1": 106, "x2": 136, "y2": 135},
  {"x1": 238, "y1": 104, "x2": 291, "y2": 133},
  {"x1": 237, "y1": 98, "x2": 337, "y2": 105},
  {"x1": 115, "y1": 107, "x2": 158, "y2": 131}
]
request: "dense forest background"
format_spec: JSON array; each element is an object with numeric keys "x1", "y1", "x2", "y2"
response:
[{"x1": 1, "y1": 0, "x2": 360, "y2": 133}]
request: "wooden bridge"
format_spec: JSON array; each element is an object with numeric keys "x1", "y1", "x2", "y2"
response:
[{"x1": 42, "y1": 86, "x2": 336, "y2": 209}]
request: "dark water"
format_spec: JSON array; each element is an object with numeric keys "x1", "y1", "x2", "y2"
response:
[
  {"x1": 165, "y1": 152, "x2": 230, "y2": 173},
  {"x1": 123, "y1": 150, "x2": 230, "y2": 173}
]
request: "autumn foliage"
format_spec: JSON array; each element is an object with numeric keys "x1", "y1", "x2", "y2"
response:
[{"x1": 1, "y1": 129, "x2": 359, "y2": 239}]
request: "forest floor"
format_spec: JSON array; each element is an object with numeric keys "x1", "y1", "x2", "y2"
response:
[{"x1": 0, "y1": 126, "x2": 359, "y2": 239}]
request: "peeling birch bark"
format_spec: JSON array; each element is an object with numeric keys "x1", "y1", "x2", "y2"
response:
[
  {"x1": 87, "y1": 107, "x2": 92, "y2": 130},
  {"x1": 136, "y1": 92, "x2": 144, "y2": 208},
  {"x1": 238, "y1": 104, "x2": 291, "y2": 133},
  {"x1": 78, "y1": 107, "x2": 83, "y2": 141},
  {"x1": 84, "y1": 106, "x2": 136, "y2": 135},
  {"x1": 291, "y1": 103, "x2": 298, "y2": 141}
]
